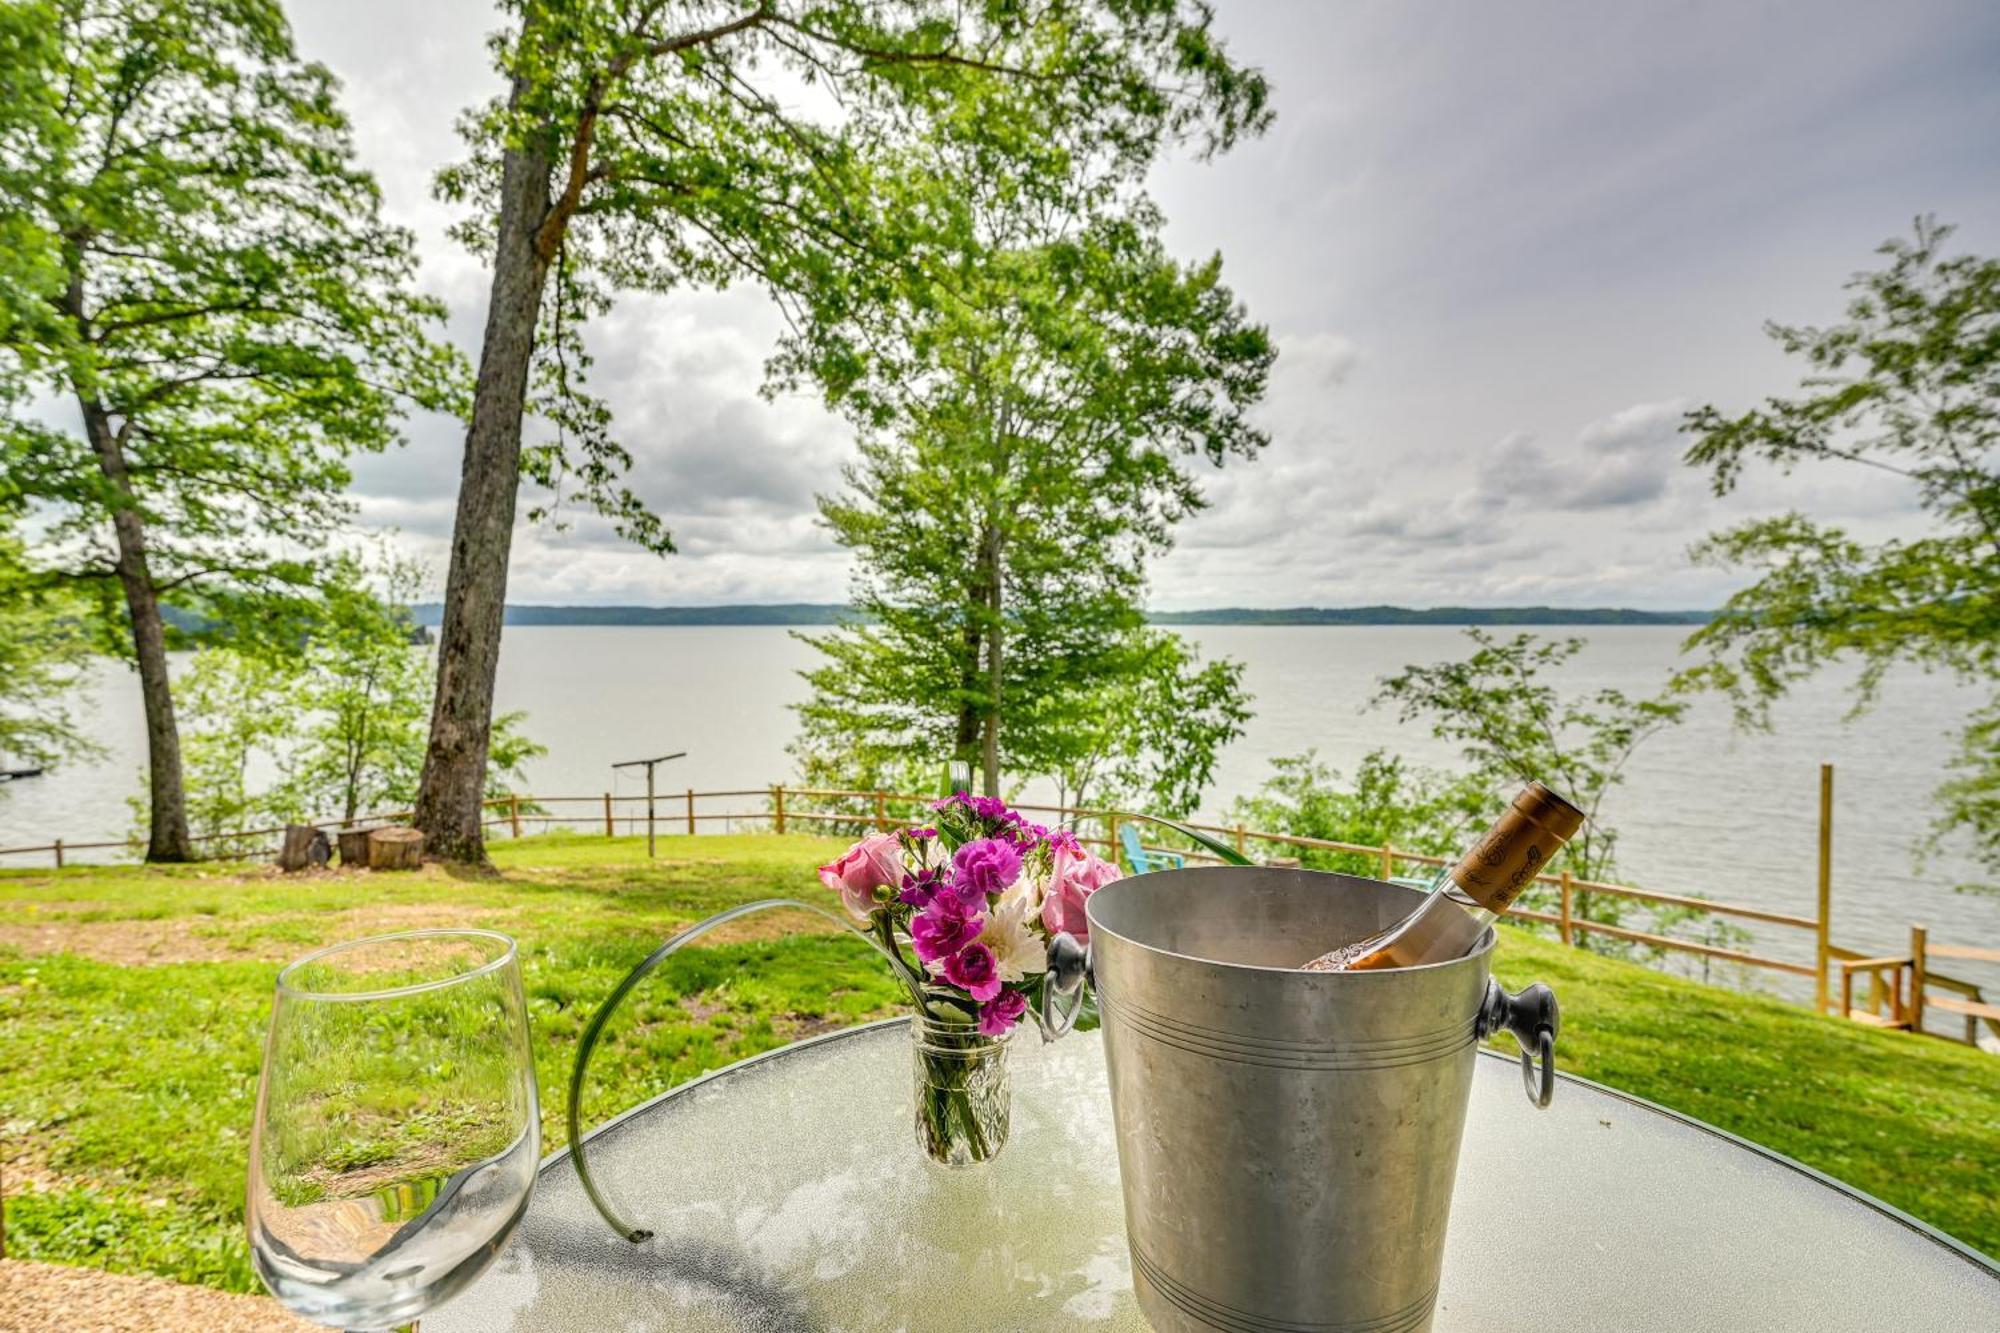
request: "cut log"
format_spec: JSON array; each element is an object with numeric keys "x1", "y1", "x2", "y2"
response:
[
  {"x1": 277, "y1": 824, "x2": 319, "y2": 873},
  {"x1": 336, "y1": 828, "x2": 373, "y2": 868},
  {"x1": 367, "y1": 826, "x2": 425, "y2": 871}
]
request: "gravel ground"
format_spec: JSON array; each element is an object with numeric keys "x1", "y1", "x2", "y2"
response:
[{"x1": 0, "y1": 1259, "x2": 319, "y2": 1331}]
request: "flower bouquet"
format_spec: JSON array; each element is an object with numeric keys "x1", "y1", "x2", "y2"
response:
[{"x1": 818, "y1": 792, "x2": 1121, "y2": 1166}]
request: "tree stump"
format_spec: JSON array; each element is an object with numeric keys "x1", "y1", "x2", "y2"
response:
[
  {"x1": 367, "y1": 826, "x2": 425, "y2": 871},
  {"x1": 336, "y1": 828, "x2": 373, "y2": 868},
  {"x1": 277, "y1": 825, "x2": 319, "y2": 873}
]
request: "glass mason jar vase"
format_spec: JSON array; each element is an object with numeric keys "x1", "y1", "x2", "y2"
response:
[{"x1": 910, "y1": 1013, "x2": 1013, "y2": 1167}]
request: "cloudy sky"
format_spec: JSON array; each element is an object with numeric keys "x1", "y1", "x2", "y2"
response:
[{"x1": 290, "y1": 0, "x2": 2000, "y2": 610}]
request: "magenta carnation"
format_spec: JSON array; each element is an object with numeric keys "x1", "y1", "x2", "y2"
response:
[
  {"x1": 951, "y1": 837, "x2": 1022, "y2": 903},
  {"x1": 897, "y1": 866, "x2": 946, "y2": 908},
  {"x1": 942, "y1": 942, "x2": 1003, "y2": 1001},
  {"x1": 931, "y1": 792, "x2": 1018, "y2": 825},
  {"x1": 911, "y1": 898, "x2": 982, "y2": 963},
  {"x1": 978, "y1": 989, "x2": 1027, "y2": 1036}
]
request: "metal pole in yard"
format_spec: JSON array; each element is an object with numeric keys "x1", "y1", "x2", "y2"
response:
[
  {"x1": 611, "y1": 752, "x2": 685, "y2": 861},
  {"x1": 1817, "y1": 762, "x2": 1833, "y2": 1014}
]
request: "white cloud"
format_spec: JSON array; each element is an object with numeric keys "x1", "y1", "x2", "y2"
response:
[
  {"x1": 1472, "y1": 400, "x2": 1690, "y2": 513},
  {"x1": 274, "y1": 0, "x2": 1996, "y2": 610}
]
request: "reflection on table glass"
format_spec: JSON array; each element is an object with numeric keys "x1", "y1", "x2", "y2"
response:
[{"x1": 427, "y1": 1021, "x2": 1999, "y2": 1332}]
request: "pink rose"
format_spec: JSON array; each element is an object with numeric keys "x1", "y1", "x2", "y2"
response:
[
  {"x1": 1040, "y1": 844, "x2": 1121, "y2": 944},
  {"x1": 818, "y1": 832, "x2": 904, "y2": 922}
]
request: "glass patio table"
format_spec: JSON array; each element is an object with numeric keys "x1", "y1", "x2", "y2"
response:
[{"x1": 428, "y1": 1019, "x2": 1999, "y2": 1332}]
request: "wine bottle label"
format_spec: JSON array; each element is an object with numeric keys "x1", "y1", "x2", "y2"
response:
[{"x1": 1450, "y1": 784, "x2": 1583, "y2": 914}]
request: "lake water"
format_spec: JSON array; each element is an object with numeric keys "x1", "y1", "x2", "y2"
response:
[{"x1": 6, "y1": 625, "x2": 1996, "y2": 1015}]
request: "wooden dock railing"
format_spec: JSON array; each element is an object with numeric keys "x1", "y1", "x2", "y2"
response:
[{"x1": 5, "y1": 767, "x2": 1995, "y2": 1047}]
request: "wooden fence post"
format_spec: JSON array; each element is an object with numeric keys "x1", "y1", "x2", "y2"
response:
[
  {"x1": 604, "y1": 792, "x2": 613, "y2": 838},
  {"x1": 1816, "y1": 762, "x2": 1834, "y2": 1014},
  {"x1": 1559, "y1": 870, "x2": 1574, "y2": 946},
  {"x1": 874, "y1": 790, "x2": 887, "y2": 831},
  {"x1": 509, "y1": 794, "x2": 522, "y2": 839},
  {"x1": 686, "y1": 788, "x2": 696, "y2": 837},
  {"x1": 1379, "y1": 842, "x2": 1393, "y2": 880},
  {"x1": 53, "y1": 838, "x2": 63, "y2": 870},
  {"x1": 1910, "y1": 924, "x2": 1927, "y2": 1035},
  {"x1": 1233, "y1": 824, "x2": 1246, "y2": 856},
  {"x1": 1107, "y1": 813, "x2": 1121, "y2": 871},
  {"x1": 774, "y1": 786, "x2": 787, "y2": 835}
]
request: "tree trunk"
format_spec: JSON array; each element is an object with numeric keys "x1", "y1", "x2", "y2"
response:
[
  {"x1": 412, "y1": 65, "x2": 558, "y2": 865},
  {"x1": 979, "y1": 522, "x2": 1003, "y2": 798},
  {"x1": 954, "y1": 618, "x2": 982, "y2": 773},
  {"x1": 78, "y1": 395, "x2": 193, "y2": 862}
]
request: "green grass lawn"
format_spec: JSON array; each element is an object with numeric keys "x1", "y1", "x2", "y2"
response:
[{"x1": 1, "y1": 831, "x2": 1995, "y2": 1292}]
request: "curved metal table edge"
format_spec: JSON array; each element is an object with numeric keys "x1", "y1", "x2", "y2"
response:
[{"x1": 551, "y1": 1015, "x2": 2000, "y2": 1280}]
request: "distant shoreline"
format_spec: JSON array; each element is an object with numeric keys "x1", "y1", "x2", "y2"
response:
[{"x1": 409, "y1": 603, "x2": 1713, "y2": 627}]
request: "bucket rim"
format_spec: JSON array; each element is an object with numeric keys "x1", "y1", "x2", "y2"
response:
[{"x1": 1085, "y1": 864, "x2": 1498, "y2": 976}]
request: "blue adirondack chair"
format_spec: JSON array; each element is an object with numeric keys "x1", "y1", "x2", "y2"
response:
[{"x1": 1119, "y1": 822, "x2": 1185, "y2": 874}]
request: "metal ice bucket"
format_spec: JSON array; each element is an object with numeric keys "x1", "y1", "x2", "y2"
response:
[{"x1": 1084, "y1": 866, "x2": 1560, "y2": 1333}]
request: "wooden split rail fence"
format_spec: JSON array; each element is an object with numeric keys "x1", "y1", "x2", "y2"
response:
[{"x1": 4, "y1": 766, "x2": 1995, "y2": 1047}]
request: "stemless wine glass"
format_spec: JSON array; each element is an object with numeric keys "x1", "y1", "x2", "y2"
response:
[{"x1": 247, "y1": 929, "x2": 540, "y2": 1332}]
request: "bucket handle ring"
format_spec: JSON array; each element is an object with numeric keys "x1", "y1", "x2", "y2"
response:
[{"x1": 1478, "y1": 979, "x2": 1560, "y2": 1109}]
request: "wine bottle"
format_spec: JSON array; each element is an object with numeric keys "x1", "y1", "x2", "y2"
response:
[{"x1": 1301, "y1": 782, "x2": 1584, "y2": 971}]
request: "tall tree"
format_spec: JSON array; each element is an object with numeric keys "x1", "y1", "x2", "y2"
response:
[
  {"x1": 171, "y1": 554, "x2": 542, "y2": 843},
  {"x1": 1229, "y1": 749, "x2": 1488, "y2": 879},
  {"x1": 1681, "y1": 218, "x2": 2000, "y2": 893},
  {"x1": 0, "y1": 0, "x2": 461, "y2": 860},
  {"x1": 277, "y1": 554, "x2": 435, "y2": 826},
  {"x1": 1375, "y1": 630, "x2": 1689, "y2": 888},
  {"x1": 792, "y1": 223, "x2": 1271, "y2": 801},
  {"x1": 1044, "y1": 629, "x2": 1251, "y2": 816},
  {"x1": 170, "y1": 642, "x2": 298, "y2": 853},
  {"x1": 280, "y1": 555, "x2": 545, "y2": 826},
  {"x1": 422, "y1": 0, "x2": 1270, "y2": 862}
]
